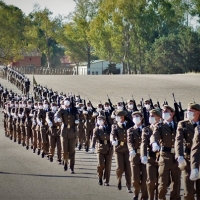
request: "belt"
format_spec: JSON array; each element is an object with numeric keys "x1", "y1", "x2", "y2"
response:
[
  {"x1": 52, "y1": 126, "x2": 60, "y2": 130},
  {"x1": 148, "y1": 151, "x2": 156, "y2": 158},
  {"x1": 99, "y1": 140, "x2": 110, "y2": 145},
  {"x1": 161, "y1": 146, "x2": 175, "y2": 153},
  {"x1": 118, "y1": 140, "x2": 126, "y2": 146}
]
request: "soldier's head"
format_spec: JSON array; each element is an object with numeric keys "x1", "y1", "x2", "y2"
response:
[
  {"x1": 127, "y1": 100, "x2": 134, "y2": 110},
  {"x1": 64, "y1": 98, "x2": 70, "y2": 108},
  {"x1": 149, "y1": 109, "x2": 162, "y2": 125},
  {"x1": 153, "y1": 104, "x2": 159, "y2": 109},
  {"x1": 96, "y1": 103, "x2": 103, "y2": 112},
  {"x1": 78, "y1": 103, "x2": 84, "y2": 111},
  {"x1": 38, "y1": 101, "x2": 43, "y2": 109},
  {"x1": 10, "y1": 100, "x2": 14, "y2": 108},
  {"x1": 144, "y1": 99, "x2": 151, "y2": 110},
  {"x1": 137, "y1": 104, "x2": 142, "y2": 111},
  {"x1": 75, "y1": 95, "x2": 80, "y2": 102},
  {"x1": 162, "y1": 105, "x2": 175, "y2": 122},
  {"x1": 97, "y1": 115, "x2": 105, "y2": 126},
  {"x1": 87, "y1": 102, "x2": 92, "y2": 110},
  {"x1": 104, "y1": 102, "x2": 110, "y2": 111},
  {"x1": 51, "y1": 102, "x2": 57, "y2": 112},
  {"x1": 14, "y1": 101, "x2": 19, "y2": 108},
  {"x1": 115, "y1": 110, "x2": 127, "y2": 123},
  {"x1": 187, "y1": 103, "x2": 200, "y2": 122},
  {"x1": 22, "y1": 100, "x2": 27, "y2": 108},
  {"x1": 132, "y1": 111, "x2": 143, "y2": 126},
  {"x1": 34, "y1": 102, "x2": 38, "y2": 109},
  {"x1": 116, "y1": 102, "x2": 123, "y2": 110},
  {"x1": 43, "y1": 100, "x2": 49, "y2": 109},
  {"x1": 27, "y1": 100, "x2": 32, "y2": 109}
]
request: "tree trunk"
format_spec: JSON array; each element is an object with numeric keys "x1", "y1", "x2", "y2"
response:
[{"x1": 87, "y1": 46, "x2": 90, "y2": 74}]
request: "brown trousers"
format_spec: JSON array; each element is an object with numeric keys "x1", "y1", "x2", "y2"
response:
[
  {"x1": 182, "y1": 158, "x2": 200, "y2": 200},
  {"x1": 49, "y1": 136, "x2": 61, "y2": 160},
  {"x1": 130, "y1": 154, "x2": 148, "y2": 199},
  {"x1": 78, "y1": 123, "x2": 85, "y2": 146},
  {"x1": 62, "y1": 137, "x2": 75, "y2": 170},
  {"x1": 25, "y1": 127, "x2": 32, "y2": 146},
  {"x1": 32, "y1": 129, "x2": 37, "y2": 149},
  {"x1": 20, "y1": 125, "x2": 26, "y2": 144},
  {"x1": 8, "y1": 122, "x2": 13, "y2": 138},
  {"x1": 85, "y1": 128, "x2": 93, "y2": 149},
  {"x1": 158, "y1": 152, "x2": 181, "y2": 200},
  {"x1": 16, "y1": 124, "x2": 21, "y2": 142},
  {"x1": 40, "y1": 126, "x2": 49, "y2": 154},
  {"x1": 114, "y1": 152, "x2": 132, "y2": 189},
  {"x1": 146, "y1": 158, "x2": 158, "y2": 200},
  {"x1": 12, "y1": 123, "x2": 17, "y2": 140},
  {"x1": 97, "y1": 151, "x2": 113, "y2": 183},
  {"x1": 37, "y1": 130, "x2": 42, "y2": 150}
]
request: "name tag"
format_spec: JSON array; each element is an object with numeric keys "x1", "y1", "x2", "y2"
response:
[
  {"x1": 57, "y1": 126, "x2": 59, "y2": 130},
  {"x1": 104, "y1": 140, "x2": 107, "y2": 145},
  {"x1": 120, "y1": 141, "x2": 124, "y2": 146}
]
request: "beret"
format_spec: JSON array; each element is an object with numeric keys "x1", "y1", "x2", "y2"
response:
[
  {"x1": 97, "y1": 115, "x2": 105, "y2": 120},
  {"x1": 162, "y1": 105, "x2": 175, "y2": 113},
  {"x1": 150, "y1": 109, "x2": 162, "y2": 117},
  {"x1": 115, "y1": 110, "x2": 127, "y2": 116},
  {"x1": 132, "y1": 111, "x2": 143, "y2": 117},
  {"x1": 188, "y1": 103, "x2": 200, "y2": 111}
]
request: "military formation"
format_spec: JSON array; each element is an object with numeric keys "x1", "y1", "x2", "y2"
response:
[{"x1": 1, "y1": 69, "x2": 200, "y2": 200}]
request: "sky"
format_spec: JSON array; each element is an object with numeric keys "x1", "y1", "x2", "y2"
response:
[{"x1": 4, "y1": 0, "x2": 76, "y2": 17}]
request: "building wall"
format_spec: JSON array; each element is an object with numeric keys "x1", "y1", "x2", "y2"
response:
[{"x1": 12, "y1": 56, "x2": 41, "y2": 67}]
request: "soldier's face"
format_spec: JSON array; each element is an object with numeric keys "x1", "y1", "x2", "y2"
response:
[
  {"x1": 150, "y1": 113, "x2": 160, "y2": 123},
  {"x1": 188, "y1": 108, "x2": 200, "y2": 120},
  {"x1": 162, "y1": 108, "x2": 174, "y2": 121}
]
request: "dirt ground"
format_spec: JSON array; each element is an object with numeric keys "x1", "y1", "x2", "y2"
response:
[{"x1": 27, "y1": 74, "x2": 200, "y2": 109}]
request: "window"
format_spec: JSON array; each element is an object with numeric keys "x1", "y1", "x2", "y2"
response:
[
  {"x1": 96, "y1": 71, "x2": 98, "y2": 75},
  {"x1": 92, "y1": 71, "x2": 94, "y2": 75}
]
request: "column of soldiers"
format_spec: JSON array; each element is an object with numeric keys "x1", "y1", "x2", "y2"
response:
[{"x1": 1, "y1": 81, "x2": 200, "y2": 200}]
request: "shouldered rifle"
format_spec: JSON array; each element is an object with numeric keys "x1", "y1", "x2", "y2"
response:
[
  {"x1": 57, "y1": 96, "x2": 60, "y2": 107},
  {"x1": 148, "y1": 94, "x2": 154, "y2": 109},
  {"x1": 172, "y1": 93, "x2": 181, "y2": 122},
  {"x1": 121, "y1": 97, "x2": 127, "y2": 111},
  {"x1": 132, "y1": 95, "x2": 138, "y2": 111},
  {"x1": 142, "y1": 106, "x2": 149, "y2": 126},
  {"x1": 88, "y1": 99, "x2": 96, "y2": 112},
  {"x1": 107, "y1": 95, "x2": 115, "y2": 111},
  {"x1": 83, "y1": 99, "x2": 87, "y2": 111},
  {"x1": 178, "y1": 100, "x2": 185, "y2": 120},
  {"x1": 157, "y1": 99, "x2": 161, "y2": 109}
]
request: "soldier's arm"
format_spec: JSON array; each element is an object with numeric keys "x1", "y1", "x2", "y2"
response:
[
  {"x1": 91, "y1": 128, "x2": 98, "y2": 148},
  {"x1": 140, "y1": 128, "x2": 148, "y2": 157},
  {"x1": 55, "y1": 108, "x2": 62, "y2": 119},
  {"x1": 175, "y1": 121, "x2": 184, "y2": 158},
  {"x1": 110, "y1": 124, "x2": 117, "y2": 141},
  {"x1": 150, "y1": 125, "x2": 160, "y2": 145},
  {"x1": 190, "y1": 127, "x2": 200, "y2": 170},
  {"x1": 127, "y1": 128, "x2": 135, "y2": 151}
]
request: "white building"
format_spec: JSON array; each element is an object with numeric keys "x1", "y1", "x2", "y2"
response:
[{"x1": 74, "y1": 60, "x2": 123, "y2": 75}]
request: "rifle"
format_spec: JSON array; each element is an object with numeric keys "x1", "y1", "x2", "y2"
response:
[
  {"x1": 178, "y1": 100, "x2": 185, "y2": 120},
  {"x1": 148, "y1": 94, "x2": 154, "y2": 109},
  {"x1": 172, "y1": 93, "x2": 181, "y2": 122},
  {"x1": 83, "y1": 99, "x2": 87, "y2": 111},
  {"x1": 121, "y1": 97, "x2": 127, "y2": 111},
  {"x1": 142, "y1": 106, "x2": 149, "y2": 126},
  {"x1": 157, "y1": 99, "x2": 161, "y2": 109},
  {"x1": 107, "y1": 95, "x2": 115, "y2": 111},
  {"x1": 88, "y1": 99, "x2": 96, "y2": 112},
  {"x1": 164, "y1": 98, "x2": 168, "y2": 105},
  {"x1": 132, "y1": 95, "x2": 138, "y2": 111},
  {"x1": 57, "y1": 96, "x2": 60, "y2": 107}
]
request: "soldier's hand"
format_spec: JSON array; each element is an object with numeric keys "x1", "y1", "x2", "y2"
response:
[
  {"x1": 129, "y1": 150, "x2": 136, "y2": 157},
  {"x1": 141, "y1": 156, "x2": 148, "y2": 164},
  {"x1": 152, "y1": 143, "x2": 160, "y2": 152},
  {"x1": 190, "y1": 168, "x2": 199, "y2": 181},
  {"x1": 112, "y1": 140, "x2": 118, "y2": 146}
]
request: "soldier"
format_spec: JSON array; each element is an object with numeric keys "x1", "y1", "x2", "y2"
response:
[
  {"x1": 77, "y1": 102, "x2": 86, "y2": 150},
  {"x1": 175, "y1": 103, "x2": 200, "y2": 200},
  {"x1": 11, "y1": 101, "x2": 18, "y2": 142},
  {"x1": 103, "y1": 102, "x2": 113, "y2": 128},
  {"x1": 189, "y1": 125, "x2": 200, "y2": 199},
  {"x1": 127, "y1": 111, "x2": 148, "y2": 200},
  {"x1": 2, "y1": 102, "x2": 8, "y2": 137},
  {"x1": 140, "y1": 109, "x2": 162, "y2": 200},
  {"x1": 151, "y1": 105, "x2": 181, "y2": 200},
  {"x1": 46, "y1": 102, "x2": 62, "y2": 163},
  {"x1": 55, "y1": 97, "x2": 79, "y2": 173},
  {"x1": 111, "y1": 110, "x2": 132, "y2": 193},
  {"x1": 7, "y1": 102, "x2": 13, "y2": 140},
  {"x1": 83, "y1": 102, "x2": 96, "y2": 152},
  {"x1": 37, "y1": 100, "x2": 50, "y2": 158},
  {"x1": 91, "y1": 115, "x2": 113, "y2": 186}
]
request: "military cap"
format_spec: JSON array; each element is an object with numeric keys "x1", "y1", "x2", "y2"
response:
[
  {"x1": 144, "y1": 99, "x2": 150, "y2": 103},
  {"x1": 27, "y1": 100, "x2": 32, "y2": 103},
  {"x1": 150, "y1": 109, "x2": 162, "y2": 117},
  {"x1": 43, "y1": 100, "x2": 49, "y2": 104},
  {"x1": 115, "y1": 110, "x2": 127, "y2": 116},
  {"x1": 104, "y1": 102, "x2": 109, "y2": 105},
  {"x1": 116, "y1": 102, "x2": 122, "y2": 105},
  {"x1": 162, "y1": 105, "x2": 175, "y2": 113},
  {"x1": 97, "y1": 115, "x2": 106, "y2": 120},
  {"x1": 132, "y1": 111, "x2": 143, "y2": 117},
  {"x1": 78, "y1": 102, "x2": 84, "y2": 106},
  {"x1": 97, "y1": 103, "x2": 102, "y2": 107},
  {"x1": 51, "y1": 102, "x2": 57, "y2": 106},
  {"x1": 127, "y1": 99, "x2": 134, "y2": 103},
  {"x1": 188, "y1": 103, "x2": 200, "y2": 111}
]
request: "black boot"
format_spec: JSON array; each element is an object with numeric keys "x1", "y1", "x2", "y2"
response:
[
  {"x1": 98, "y1": 179, "x2": 103, "y2": 185},
  {"x1": 37, "y1": 149, "x2": 41, "y2": 155},
  {"x1": 50, "y1": 157, "x2": 53, "y2": 162},
  {"x1": 26, "y1": 146, "x2": 29, "y2": 150},
  {"x1": 117, "y1": 182, "x2": 122, "y2": 190},
  {"x1": 78, "y1": 144, "x2": 82, "y2": 150},
  {"x1": 64, "y1": 164, "x2": 68, "y2": 171},
  {"x1": 41, "y1": 152, "x2": 45, "y2": 158}
]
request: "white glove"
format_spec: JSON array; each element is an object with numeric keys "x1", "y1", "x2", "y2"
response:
[
  {"x1": 141, "y1": 156, "x2": 148, "y2": 164},
  {"x1": 112, "y1": 140, "x2": 118, "y2": 146},
  {"x1": 152, "y1": 143, "x2": 160, "y2": 152},
  {"x1": 32, "y1": 121, "x2": 36, "y2": 125},
  {"x1": 129, "y1": 150, "x2": 136, "y2": 157},
  {"x1": 93, "y1": 112, "x2": 98, "y2": 116},
  {"x1": 83, "y1": 110, "x2": 88, "y2": 114},
  {"x1": 91, "y1": 148, "x2": 95, "y2": 153},
  {"x1": 54, "y1": 117, "x2": 58, "y2": 123},
  {"x1": 48, "y1": 121, "x2": 53, "y2": 127},
  {"x1": 75, "y1": 120, "x2": 79, "y2": 124},
  {"x1": 111, "y1": 115, "x2": 115, "y2": 119},
  {"x1": 177, "y1": 156, "x2": 186, "y2": 167},
  {"x1": 57, "y1": 117, "x2": 61, "y2": 122},
  {"x1": 29, "y1": 113, "x2": 33, "y2": 117},
  {"x1": 190, "y1": 168, "x2": 199, "y2": 181},
  {"x1": 18, "y1": 114, "x2": 22, "y2": 118}
]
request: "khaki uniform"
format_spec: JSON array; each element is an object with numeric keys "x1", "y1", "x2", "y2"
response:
[
  {"x1": 151, "y1": 122, "x2": 181, "y2": 200},
  {"x1": 7, "y1": 107, "x2": 13, "y2": 139},
  {"x1": 11, "y1": 107, "x2": 17, "y2": 141},
  {"x1": 31, "y1": 109, "x2": 38, "y2": 151},
  {"x1": 77, "y1": 110, "x2": 85, "y2": 150},
  {"x1": 84, "y1": 110, "x2": 95, "y2": 151},
  {"x1": 175, "y1": 120, "x2": 200, "y2": 200},
  {"x1": 18, "y1": 107, "x2": 26, "y2": 146},
  {"x1": 127, "y1": 125, "x2": 148, "y2": 199},
  {"x1": 141, "y1": 125, "x2": 158, "y2": 200},
  {"x1": 56, "y1": 107, "x2": 78, "y2": 170},
  {"x1": 46, "y1": 111, "x2": 62, "y2": 161},
  {"x1": 111, "y1": 121, "x2": 132, "y2": 189},
  {"x1": 92, "y1": 125, "x2": 113, "y2": 183},
  {"x1": 37, "y1": 109, "x2": 50, "y2": 155}
]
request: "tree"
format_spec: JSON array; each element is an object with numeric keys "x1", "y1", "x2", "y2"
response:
[{"x1": 0, "y1": 1, "x2": 26, "y2": 63}]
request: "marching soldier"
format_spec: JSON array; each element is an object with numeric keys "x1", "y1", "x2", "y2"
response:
[
  {"x1": 140, "y1": 109, "x2": 162, "y2": 200},
  {"x1": 91, "y1": 115, "x2": 113, "y2": 186},
  {"x1": 151, "y1": 105, "x2": 181, "y2": 200},
  {"x1": 175, "y1": 103, "x2": 200, "y2": 200},
  {"x1": 127, "y1": 111, "x2": 148, "y2": 200},
  {"x1": 111, "y1": 110, "x2": 132, "y2": 193},
  {"x1": 46, "y1": 102, "x2": 62, "y2": 163},
  {"x1": 55, "y1": 97, "x2": 79, "y2": 173}
]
